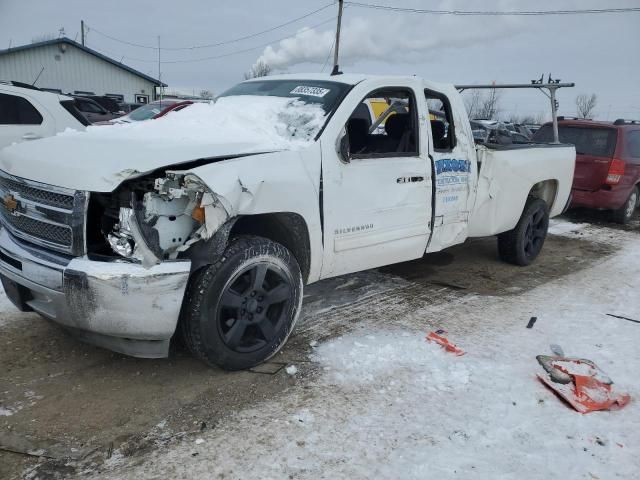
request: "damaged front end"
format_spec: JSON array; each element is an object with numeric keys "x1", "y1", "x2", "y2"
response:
[{"x1": 90, "y1": 172, "x2": 230, "y2": 267}]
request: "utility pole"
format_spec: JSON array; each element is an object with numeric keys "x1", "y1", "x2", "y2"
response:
[
  {"x1": 331, "y1": 0, "x2": 344, "y2": 75},
  {"x1": 549, "y1": 86, "x2": 559, "y2": 143},
  {"x1": 158, "y1": 35, "x2": 163, "y2": 103},
  {"x1": 81, "y1": 20, "x2": 85, "y2": 46}
]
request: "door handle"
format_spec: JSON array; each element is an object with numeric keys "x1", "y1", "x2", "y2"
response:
[
  {"x1": 22, "y1": 133, "x2": 42, "y2": 140},
  {"x1": 397, "y1": 176, "x2": 424, "y2": 184}
]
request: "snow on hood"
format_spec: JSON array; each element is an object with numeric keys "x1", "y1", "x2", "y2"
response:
[{"x1": 0, "y1": 96, "x2": 326, "y2": 192}]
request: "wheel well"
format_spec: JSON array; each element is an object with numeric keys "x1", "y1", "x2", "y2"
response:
[
  {"x1": 528, "y1": 180, "x2": 558, "y2": 209},
  {"x1": 229, "y1": 213, "x2": 311, "y2": 283}
]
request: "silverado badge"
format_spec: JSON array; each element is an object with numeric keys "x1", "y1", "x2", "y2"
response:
[{"x1": 3, "y1": 194, "x2": 18, "y2": 213}]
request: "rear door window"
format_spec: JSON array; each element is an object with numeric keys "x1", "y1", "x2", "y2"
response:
[
  {"x1": 0, "y1": 93, "x2": 44, "y2": 125},
  {"x1": 626, "y1": 131, "x2": 640, "y2": 158},
  {"x1": 425, "y1": 90, "x2": 456, "y2": 151},
  {"x1": 534, "y1": 125, "x2": 617, "y2": 157}
]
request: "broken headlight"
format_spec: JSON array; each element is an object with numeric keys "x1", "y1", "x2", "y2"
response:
[
  {"x1": 107, "y1": 208, "x2": 136, "y2": 258},
  {"x1": 105, "y1": 173, "x2": 229, "y2": 266}
]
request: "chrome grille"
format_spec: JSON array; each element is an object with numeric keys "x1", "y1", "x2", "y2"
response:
[
  {"x1": 0, "y1": 170, "x2": 86, "y2": 255},
  {"x1": 0, "y1": 175, "x2": 74, "y2": 210}
]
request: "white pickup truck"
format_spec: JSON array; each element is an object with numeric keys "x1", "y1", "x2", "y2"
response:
[{"x1": 0, "y1": 74, "x2": 575, "y2": 369}]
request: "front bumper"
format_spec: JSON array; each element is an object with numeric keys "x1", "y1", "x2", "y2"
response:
[{"x1": 0, "y1": 227, "x2": 191, "y2": 358}]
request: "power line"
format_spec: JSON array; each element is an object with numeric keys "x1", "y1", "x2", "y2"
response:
[
  {"x1": 89, "y1": 17, "x2": 336, "y2": 65},
  {"x1": 162, "y1": 17, "x2": 336, "y2": 63},
  {"x1": 87, "y1": 2, "x2": 335, "y2": 50},
  {"x1": 345, "y1": 1, "x2": 640, "y2": 15},
  {"x1": 321, "y1": 37, "x2": 336, "y2": 72},
  {"x1": 89, "y1": 44, "x2": 158, "y2": 63}
]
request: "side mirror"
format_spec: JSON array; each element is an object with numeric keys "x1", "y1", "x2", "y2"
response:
[{"x1": 336, "y1": 128, "x2": 350, "y2": 163}]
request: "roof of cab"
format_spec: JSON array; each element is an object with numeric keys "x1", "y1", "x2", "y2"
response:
[
  {"x1": 242, "y1": 73, "x2": 455, "y2": 93},
  {"x1": 242, "y1": 73, "x2": 376, "y2": 85}
]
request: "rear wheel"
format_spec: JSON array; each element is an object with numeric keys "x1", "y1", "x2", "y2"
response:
[
  {"x1": 497, "y1": 197, "x2": 550, "y2": 266},
  {"x1": 181, "y1": 236, "x2": 303, "y2": 370},
  {"x1": 611, "y1": 187, "x2": 638, "y2": 224}
]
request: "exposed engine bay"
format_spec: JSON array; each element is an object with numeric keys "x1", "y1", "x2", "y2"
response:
[{"x1": 88, "y1": 172, "x2": 229, "y2": 267}]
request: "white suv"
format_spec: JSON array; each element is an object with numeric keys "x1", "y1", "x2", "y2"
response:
[{"x1": 0, "y1": 81, "x2": 88, "y2": 150}]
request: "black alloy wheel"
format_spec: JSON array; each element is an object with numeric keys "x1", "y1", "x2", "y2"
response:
[
  {"x1": 498, "y1": 197, "x2": 550, "y2": 266},
  {"x1": 181, "y1": 236, "x2": 303, "y2": 370},
  {"x1": 217, "y1": 262, "x2": 293, "y2": 353}
]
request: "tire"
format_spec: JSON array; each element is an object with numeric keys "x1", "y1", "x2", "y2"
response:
[
  {"x1": 181, "y1": 236, "x2": 303, "y2": 370},
  {"x1": 611, "y1": 187, "x2": 638, "y2": 224},
  {"x1": 497, "y1": 197, "x2": 550, "y2": 266}
]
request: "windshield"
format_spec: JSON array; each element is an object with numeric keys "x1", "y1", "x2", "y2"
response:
[
  {"x1": 216, "y1": 80, "x2": 352, "y2": 141},
  {"x1": 126, "y1": 102, "x2": 177, "y2": 121},
  {"x1": 219, "y1": 79, "x2": 350, "y2": 132}
]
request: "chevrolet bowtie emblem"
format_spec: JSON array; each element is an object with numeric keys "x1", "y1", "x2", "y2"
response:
[{"x1": 3, "y1": 194, "x2": 18, "y2": 213}]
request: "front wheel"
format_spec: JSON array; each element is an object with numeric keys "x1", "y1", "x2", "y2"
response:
[
  {"x1": 497, "y1": 198, "x2": 550, "y2": 266},
  {"x1": 611, "y1": 187, "x2": 638, "y2": 224},
  {"x1": 181, "y1": 236, "x2": 303, "y2": 370}
]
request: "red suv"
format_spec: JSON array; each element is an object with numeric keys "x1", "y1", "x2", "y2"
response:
[{"x1": 533, "y1": 118, "x2": 640, "y2": 223}]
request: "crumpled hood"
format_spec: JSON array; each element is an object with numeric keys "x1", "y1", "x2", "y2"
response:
[{"x1": 0, "y1": 134, "x2": 277, "y2": 192}]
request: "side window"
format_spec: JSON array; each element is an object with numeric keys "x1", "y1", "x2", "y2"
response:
[
  {"x1": 425, "y1": 90, "x2": 455, "y2": 151},
  {"x1": 345, "y1": 88, "x2": 418, "y2": 157},
  {"x1": 627, "y1": 131, "x2": 640, "y2": 158},
  {"x1": 0, "y1": 93, "x2": 43, "y2": 125}
]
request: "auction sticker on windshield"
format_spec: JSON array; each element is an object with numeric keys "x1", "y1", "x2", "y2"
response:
[{"x1": 290, "y1": 86, "x2": 330, "y2": 98}]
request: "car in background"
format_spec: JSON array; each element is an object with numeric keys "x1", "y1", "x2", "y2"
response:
[
  {"x1": 471, "y1": 119, "x2": 530, "y2": 145},
  {"x1": 503, "y1": 122, "x2": 533, "y2": 139},
  {"x1": 117, "y1": 102, "x2": 144, "y2": 114},
  {"x1": 76, "y1": 95, "x2": 126, "y2": 116},
  {"x1": 71, "y1": 96, "x2": 120, "y2": 123},
  {"x1": 107, "y1": 99, "x2": 199, "y2": 124},
  {"x1": 533, "y1": 118, "x2": 640, "y2": 223},
  {"x1": 525, "y1": 124, "x2": 541, "y2": 135},
  {"x1": 0, "y1": 81, "x2": 88, "y2": 149}
]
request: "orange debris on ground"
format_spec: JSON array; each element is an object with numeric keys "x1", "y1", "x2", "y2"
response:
[
  {"x1": 537, "y1": 355, "x2": 630, "y2": 414},
  {"x1": 426, "y1": 330, "x2": 465, "y2": 356}
]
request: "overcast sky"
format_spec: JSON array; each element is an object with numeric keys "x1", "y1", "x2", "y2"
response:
[{"x1": 1, "y1": 0, "x2": 638, "y2": 121}]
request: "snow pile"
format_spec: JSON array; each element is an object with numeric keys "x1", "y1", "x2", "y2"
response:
[
  {"x1": 316, "y1": 332, "x2": 470, "y2": 390},
  {"x1": 61, "y1": 96, "x2": 327, "y2": 150},
  {"x1": 548, "y1": 219, "x2": 588, "y2": 236}
]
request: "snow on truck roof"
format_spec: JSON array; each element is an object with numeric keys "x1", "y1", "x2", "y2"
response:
[{"x1": 243, "y1": 73, "x2": 454, "y2": 91}]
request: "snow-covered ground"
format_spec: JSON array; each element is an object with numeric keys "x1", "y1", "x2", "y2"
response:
[{"x1": 87, "y1": 223, "x2": 639, "y2": 480}]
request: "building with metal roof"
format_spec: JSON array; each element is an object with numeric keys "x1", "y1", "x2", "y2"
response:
[{"x1": 0, "y1": 37, "x2": 166, "y2": 104}]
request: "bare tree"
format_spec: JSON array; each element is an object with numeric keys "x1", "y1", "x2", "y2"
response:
[
  {"x1": 464, "y1": 90, "x2": 483, "y2": 119},
  {"x1": 244, "y1": 61, "x2": 271, "y2": 80},
  {"x1": 199, "y1": 89, "x2": 214, "y2": 100},
  {"x1": 464, "y1": 89, "x2": 502, "y2": 120},
  {"x1": 477, "y1": 88, "x2": 502, "y2": 119},
  {"x1": 576, "y1": 93, "x2": 597, "y2": 119}
]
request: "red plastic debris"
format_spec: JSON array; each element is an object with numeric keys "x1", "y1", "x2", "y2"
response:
[
  {"x1": 426, "y1": 330, "x2": 465, "y2": 356},
  {"x1": 537, "y1": 356, "x2": 630, "y2": 414}
]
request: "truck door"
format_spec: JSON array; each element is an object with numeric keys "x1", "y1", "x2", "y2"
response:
[
  {"x1": 425, "y1": 88, "x2": 477, "y2": 252},
  {"x1": 320, "y1": 85, "x2": 432, "y2": 278}
]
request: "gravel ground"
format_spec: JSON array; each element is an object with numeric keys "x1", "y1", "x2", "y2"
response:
[{"x1": 0, "y1": 213, "x2": 637, "y2": 479}]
